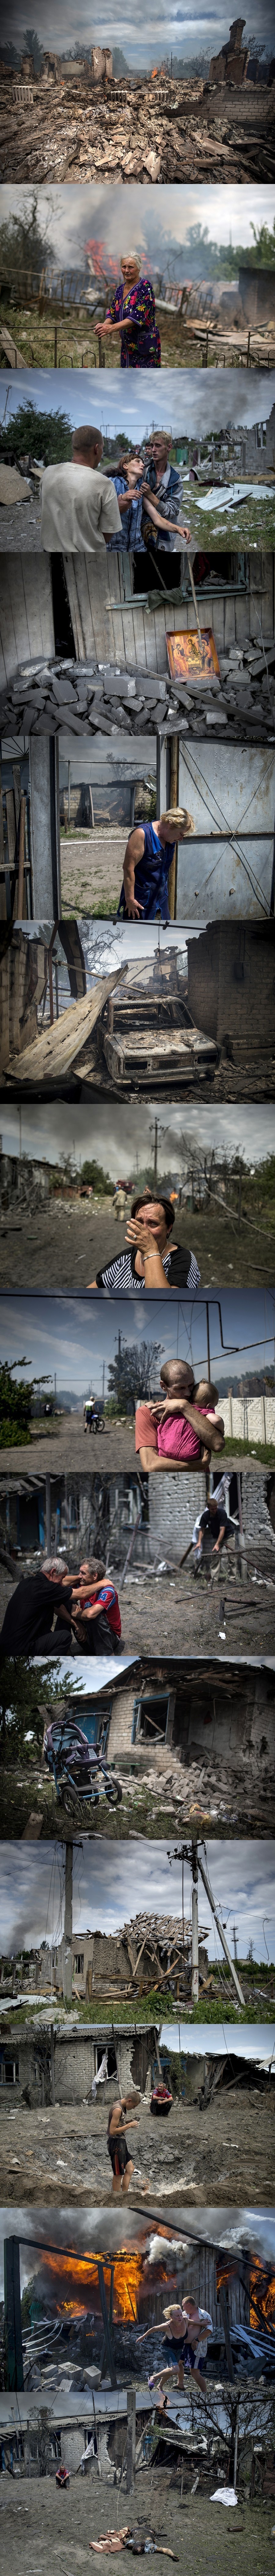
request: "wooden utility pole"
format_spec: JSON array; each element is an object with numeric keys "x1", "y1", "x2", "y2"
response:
[
  {"x1": 218, "y1": 2282, "x2": 234, "y2": 2380},
  {"x1": 63, "y1": 1840, "x2": 73, "y2": 2003},
  {"x1": 50, "y1": 2021, "x2": 55, "y2": 2106},
  {"x1": 45, "y1": 1473, "x2": 51, "y2": 1553},
  {"x1": 126, "y1": 2388, "x2": 136, "y2": 2490},
  {"x1": 191, "y1": 1842, "x2": 199, "y2": 2003},
  {"x1": 4, "y1": 2238, "x2": 24, "y2": 2391},
  {"x1": 168, "y1": 735, "x2": 179, "y2": 918}
]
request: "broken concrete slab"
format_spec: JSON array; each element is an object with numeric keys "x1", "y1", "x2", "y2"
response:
[{"x1": 0, "y1": 61, "x2": 274, "y2": 185}]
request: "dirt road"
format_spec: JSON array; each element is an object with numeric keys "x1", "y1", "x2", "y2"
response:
[
  {"x1": 0, "y1": 1559, "x2": 273, "y2": 1673},
  {"x1": 0, "y1": 2470, "x2": 269, "y2": 2576},
  {"x1": 0, "y1": 1410, "x2": 267, "y2": 1479},
  {"x1": 1, "y1": 1195, "x2": 274, "y2": 1293},
  {"x1": 0, "y1": 2085, "x2": 274, "y2": 2210}
]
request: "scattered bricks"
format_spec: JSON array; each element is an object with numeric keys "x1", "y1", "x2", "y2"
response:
[
  {"x1": 90, "y1": 46, "x2": 113, "y2": 80},
  {"x1": 12, "y1": 84, "x2": 34, "y2": 106}
]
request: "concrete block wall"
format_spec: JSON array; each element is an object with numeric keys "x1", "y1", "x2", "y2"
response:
[
  {"x1": 147, "y1": 1472, "x2": 206, "y2": 1561},
  {"x1": 107, "y1": 1687, "x2": 136, "y2": 1758},
  {"x1": 241, "y1": 1472, "x2": 274, "y2": 1538},
  {"x1": 221, "y1": 1396, "x2": 275, "y2": 1441},
  {"x1": 55, "y1": 2037, "x2": 95, "y2": 2098}
]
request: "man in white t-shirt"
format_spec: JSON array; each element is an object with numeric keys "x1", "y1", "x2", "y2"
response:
[{"x1": 41, "y1": 423, "x2": 122, "y2": 554}]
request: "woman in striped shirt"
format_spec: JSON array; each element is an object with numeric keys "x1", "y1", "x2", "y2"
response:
[{"x1": 87, "y1": 1188, "x2": 200, "y2": 1295}]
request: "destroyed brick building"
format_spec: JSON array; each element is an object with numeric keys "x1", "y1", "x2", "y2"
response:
[
  {"x1": 0, "y1": 34, "x2": 274, "y2": 184},
  {"x1": 208, "y1": 18, "x2": 250, "y2": 88},
  {"x1": 63, "y1": 1655, "x2": 274, "y2": 1785}
]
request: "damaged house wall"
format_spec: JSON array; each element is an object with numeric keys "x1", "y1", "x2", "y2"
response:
[
  {"x1": 0, "y1": 2022, "x2": 156, "y2": 2105},
  {"x1": 106, "y1": 1663, "x2": 275, "y2": 1774}
]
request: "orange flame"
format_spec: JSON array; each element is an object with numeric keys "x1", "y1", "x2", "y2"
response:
[
  {"x1": 37, "y1": 2249, "x2": 144, "y2": 2325},
  {"x1": 249, "y1": 2261, "x2": 275, "y2": 2334},
  {"x1": 85, "y1": 238, "x2": 120, "y2": 286},
  {"x1": 151, "y1": 68, "x2": 158, "y2": 78},
  {"x1": 217, "y1": 2254, "x2": 275, "y2": 2336}
]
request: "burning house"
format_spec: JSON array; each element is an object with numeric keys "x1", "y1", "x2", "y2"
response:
[{"x1": 2, "y1": 2217, "x2": 275, "y2": 2391}]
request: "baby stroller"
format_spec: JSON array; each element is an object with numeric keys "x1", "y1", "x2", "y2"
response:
[{"x1": 43, "y1": 1717, "x2": 123, "y2": 1820}]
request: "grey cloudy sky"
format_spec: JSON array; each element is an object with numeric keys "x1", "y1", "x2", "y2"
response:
[
  {"x1": 2, "y1": 182, "x2": 274, "y2": 270},
  {"x1": 0, "y1": 2204, "x2": 274, "y2": 2298},
  {"x1": 0, "y1": 1288, "x2": 274, "y2": 1393},
  {"x1": 161, "y1": 2023, "x2": 275, "y2": 2062},
  {"x1": 0, "y1": 1100, "x2": 272, "y2": 1174},
  {"x1": 3, "y1": 4, "x2": 275, "y2": 66},
  {"x1": 1, "y1": 1835, "x2": 275, "y2": 1961},
  {"x1": 0, "y1": 366, "x2": 272, "y2": 439}
]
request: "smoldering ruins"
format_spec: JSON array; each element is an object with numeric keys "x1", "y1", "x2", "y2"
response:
[
  {"x1": 0, "y1": 27, "x2": 274, "y2": 185},
  {"x1": 1, "y1": 920, "x2": 275, "y2": 1104}
]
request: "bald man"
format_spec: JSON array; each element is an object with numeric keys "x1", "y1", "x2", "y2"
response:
[{"x1": 41, "y1": 424, "x2": 121, "y2": 553}]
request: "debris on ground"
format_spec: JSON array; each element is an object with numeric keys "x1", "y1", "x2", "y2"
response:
[
  {"x1": 0, "y1": 63, "x2": 274, "y2": 184},
  {"x1": 0, "y1": 647, "x2": 274, "y2": 743}
]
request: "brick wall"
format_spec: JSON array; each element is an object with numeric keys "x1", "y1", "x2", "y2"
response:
[
  {"x1": 148, "y1": 1472, "x2": 206, "y2": 1561},
  {"x1": 107, "y1": 1687, "x2": 136, "y2": 1757}
]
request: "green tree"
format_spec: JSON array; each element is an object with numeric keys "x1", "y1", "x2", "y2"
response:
[
  {"x1": 0, "y1": 1359, "x2": 32, "y2": 1446},
  {"x1": 80, "y1": 1159, "x2": 113, "y2": 1192},
  {"x1": 108, "y1": 1337, "x2": 162, "y2": 1412},
  {"x1": 0, "y1": 194, "x2": 53, "y2": 293},
  {"x1": 0, "y1": 1660, "x2": 79, "y2": 1763},
  {"x1": 0, "y1": 402, "x2": 72, "y2": 465}
]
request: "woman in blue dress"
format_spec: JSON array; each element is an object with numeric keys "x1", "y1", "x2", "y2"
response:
[
  {"x1": 117, "y1": 805, "x2": 194, "y2": 921},
  {"x1": 95, "y1": 254, "x2": 161, "y2": 369}
]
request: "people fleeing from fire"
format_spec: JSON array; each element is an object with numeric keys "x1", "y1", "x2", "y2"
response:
[
  {"x1": 141, "y1": 2297, "x2": 213, "y2": 2394},
  {"x1": 0, "y1": 1558, "x2": 74, "y2": 1659},
  {"x1": 70, "y1": 1557, "x2": 121, "y2": 1649},
  {"x1": 135, "y1": 1360, "x2": 225, "y2": 1471},
  {"x1": 95, "y1": 256, "x2": 161, "y2": 369},
  {"x1": 117, "y1": 805, "x2": 194, "y2": 922},
  {"x1": 107, "y1": 2093, "x2": 148, "y2": 2195},
  {"x1": 193, "y1": 1494, "x2": 235, "y2": 1577},
  {"x1": 87, "y1": 1187, "x2": 200, "y2": 1295},
  {"x1": 41, "y1": 424, "x2": 122, "y2": 553}
]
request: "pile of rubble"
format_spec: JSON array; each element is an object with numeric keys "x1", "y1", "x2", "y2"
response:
[
  {"x1": 0, "y1": 62, "x2": 274, "y2": 184},
  {"x1": 0, "y1": 647, "x2": 274, "y2": 742}
]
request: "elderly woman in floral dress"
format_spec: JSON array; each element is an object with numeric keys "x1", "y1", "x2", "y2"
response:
[{"x1": 95, "y1": 253, "x2": 161, "y2": 368}]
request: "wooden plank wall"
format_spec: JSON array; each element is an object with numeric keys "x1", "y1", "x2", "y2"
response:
[
  {"x1": 0, "y1": 551, "x2": 273, "y2": 686},
  {"x1": 64, "y1": 550, "x2": 274, "y2": 674},
  {"x1": 0, "y1": 763, "x2": 32, "y2": 920},
  {"x1": 0, "y1": 554, "x2": 55, "y2": 687}
]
